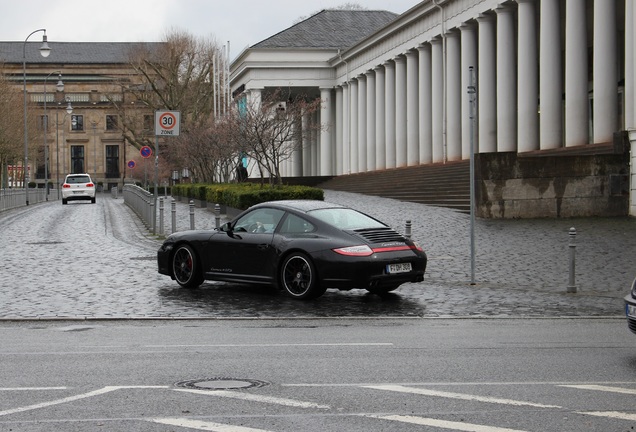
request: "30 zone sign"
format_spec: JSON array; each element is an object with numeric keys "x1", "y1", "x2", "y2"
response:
[{"x1": 155, "y1": 110, "x2": 180, "y2": 136}]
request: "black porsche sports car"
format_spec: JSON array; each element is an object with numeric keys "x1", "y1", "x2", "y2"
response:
[
  {"x1": 157, "y1": 200, "x2": 427, "y2": 299},
  {"x1": 626, "y1": 277, "x2": 636, "y2": 334}
]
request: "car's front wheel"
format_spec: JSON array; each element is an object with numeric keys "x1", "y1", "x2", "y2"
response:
[
  {"x1": 280, "y1": 253, "x2": 326, "y2": 299},
  {"x1": 172, "y1": 244, "x2": 204, "y2": 288}
]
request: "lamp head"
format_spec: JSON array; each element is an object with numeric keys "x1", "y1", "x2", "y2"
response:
[
  {"x1": 39, "y1": 34, "x2": 51, "y2": 58},
  {"x1": 56, "y1": 74, "x2": 64, "y2": 92},
  {"x1": 66, "y1": 101, "x2": 73, "y2": 115}
]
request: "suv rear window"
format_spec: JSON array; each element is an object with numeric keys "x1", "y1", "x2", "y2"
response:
[{"x1": 66, "y1": 175, "x2": 91, "y2": 184}]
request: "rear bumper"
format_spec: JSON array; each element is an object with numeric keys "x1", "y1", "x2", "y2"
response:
[{"x1": 625, "y1": 295, "x2": 636, "y2": 335}]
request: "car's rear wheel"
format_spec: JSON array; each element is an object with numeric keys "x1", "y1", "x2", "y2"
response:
[
  {"x1": 91, "y1": 197, "x2": 96, "y2": 204},
  {"x1": 280, "y1": 253, "x2": 326, "y2": 299},
  {"x1": 172, "y1": 244, "x2": 203, "y2": 288}
]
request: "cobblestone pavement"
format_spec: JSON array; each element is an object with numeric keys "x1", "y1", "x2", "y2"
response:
[{"x1": 0, "y1": 190, "x2": 633, "y2": 319}]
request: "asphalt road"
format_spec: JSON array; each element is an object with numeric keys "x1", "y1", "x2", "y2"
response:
[
  {"x1": 0, "y1": 191, "x2": 633, "y2": 319},
  {"x1": 0, "y1": 318, "x2": 635, "y2": 431}
]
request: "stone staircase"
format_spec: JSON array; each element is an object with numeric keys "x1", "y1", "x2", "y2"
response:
[{"x1": 318, "y1": 160, "x2": 471, "y2": 213}]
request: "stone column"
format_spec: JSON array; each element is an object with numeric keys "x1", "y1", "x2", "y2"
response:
[
  {"x1": 593, "y1": 0, "x2": 617, "y2": 144},
  {"x1": 540, "y1": 0, "x2": 563, "y2": 150},
  {"x1": 565, "y1": 0, "x2": 589, "y2": 147},
  {"x1": 292, "y1": 115, "x2": 303, "y2": 177},
  {"x1": 320, "y1": 87, "x2": 333, "y2": 175},
  {"x1": 477, "y1": 13, "x2": 497, "y2": 153},
  {"x1": 418, "y1": 44, "x2": 433, "y2": 164},
  {"x1": 496, "y1": 4, "x2": 517, "y2": 152},
  {"x1": 365, "y1": 70, "x2": 376, "y2": 171},
  {"x1": 357, "y1": 75, "x2": 367, "y2": 172},
  {"x1": 517, "y1": 0, "x2": 539, "y2": 152},
  {"x1": 350, "y1": 78, "x2": 359, "y2": 173},
  {"x1": 406, "y1": 49, "x2": 419, "y2": 165},
  {"x1": 395, "y1": 55, "x2": 408, "y2": 167},
  {"x1": 342, "y1": 83, "x2": 350, "y2": 174},
  {"x1": 461, "y1": 22, "x2": 477, "y2": 158},
  {"x1": 626, "y1": 0, "x2": 635, "y2": 131},
  {"x1": 446, "y1": 30, "x2": 462, "y2": 161},
  {"x1": 432, "y1": 37, "x2": 444, "y2": 163},
  {"x1": 302, "y1": 111, "x2": 311, "y2": 176},
  {"x1": 335, "y1": 86, "x2": 343, "y2": 175},
  {"x1": 374, "y1": 65, "x2": 386, "y2": 170},
  {"x1": 384, "y1": 60, "x2": 397, "y2": 169}
]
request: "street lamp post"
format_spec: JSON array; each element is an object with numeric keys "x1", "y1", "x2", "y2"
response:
[
  {"x1": 44, "y1": 72, "x2": 64, "y2": 200},
  {"x1": 23, "y1": 29, "x2": 51, "y2": 205},
  {"x1": 55, "y1": 99, "x2": 73, "y2": 199}
]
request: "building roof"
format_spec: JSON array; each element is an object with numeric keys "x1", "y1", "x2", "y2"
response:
[
  {"x1": 0, "y1": 41, "x2": 163, "y2": 65},
  {"x1": 253, "y1": 9, "x2": 399, "y2": 50}
]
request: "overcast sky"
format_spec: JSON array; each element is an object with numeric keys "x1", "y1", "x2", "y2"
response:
[{"x1": 1, "y1": 0, "x2": 418, "y2": 60}]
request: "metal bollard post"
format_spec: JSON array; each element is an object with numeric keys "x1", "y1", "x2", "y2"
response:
[
  {"x1": 189, "y1": 200, "x2": 195, "y2": 230},
  {"x1": 171, "y1": 199, "x2": 177, "y2": 233},
  {"x1": 159, "y1": 197, "x2": 164, "y2": 235},
  {"x1": 405, "y1": 220, "x2": 412, "y2": 239},
  {"x1": 150, "y1": 201, "x2": 156, "y2": 234},
  {"x1": 567, "y1": 227, "x2": 577, "y2": 293},
  {"x1": 215, "y1": 203, "x2": 221, "y2": 229}
]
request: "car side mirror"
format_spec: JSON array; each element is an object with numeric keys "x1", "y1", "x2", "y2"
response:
[{"x1": 220, "y1": 222, "x2": 232, "y2": 232}]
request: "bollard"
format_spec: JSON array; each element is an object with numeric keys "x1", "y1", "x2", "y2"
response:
[
  {"x1": 567, "y1": 227, "x2": 577, "y2": 293},
  {"x1": 150, "y1": 201, "x2": 156, "y2": 235},
  {"x1": 405, "y1": 220, "x2": 412, "y2": 239},
  {"x1": 171, "y1": 199, "x2": 177, "y2": 233},
  {"x1": 159, "y1": 197, "x2": 164, "y2": 235},
  {"x1": 189, "y1": 200, "x2": 195, "y2": 230},
  {"x1": 215, "y1": 203, "x2": 221, "y2": 229}
]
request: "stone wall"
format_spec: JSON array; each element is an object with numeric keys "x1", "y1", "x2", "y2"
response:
[{"x1": 475, "y1": 147, "x2": 630, "y2": 218}]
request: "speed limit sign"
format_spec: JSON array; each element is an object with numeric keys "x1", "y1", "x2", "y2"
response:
[{"x1": 155, "y1": 110, "x2": 180, "y2": 136}]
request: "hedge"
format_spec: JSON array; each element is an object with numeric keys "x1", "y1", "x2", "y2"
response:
[{"x1": 171, "y1": 183, "x2": 324, "y2": 210}]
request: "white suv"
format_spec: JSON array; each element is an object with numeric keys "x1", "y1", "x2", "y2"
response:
[{"x1": 61, "y1": 174, "x2": 96, "y2": 205}]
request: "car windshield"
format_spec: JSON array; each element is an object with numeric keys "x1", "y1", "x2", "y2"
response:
[
  {"x1": 66, "y1": 176, "x2": 91, "y2": 184},
  {"x1": 309, "y1": 208, "x2": 385, "y2": 230}
]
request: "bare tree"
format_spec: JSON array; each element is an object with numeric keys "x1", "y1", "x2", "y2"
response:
[{"x1": 224, "y1": 89, "x2": 323, "y2": 186}]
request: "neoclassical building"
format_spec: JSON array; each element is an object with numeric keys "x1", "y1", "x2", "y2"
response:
[{"x1": 230, "y1": 0, "x2": 636, "y2": 218}]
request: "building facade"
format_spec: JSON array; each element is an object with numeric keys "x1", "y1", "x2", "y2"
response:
[
  {"x1": 0, "y1": 42, "x2": 159, "y2": 191},
  {"x1": 230, "y1": 0, "x2": 636, "y2": 217}
]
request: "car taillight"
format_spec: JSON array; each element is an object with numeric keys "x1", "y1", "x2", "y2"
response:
[
  {"x1": 62, "y1": 184, "x2": 70, "y2": 188},
  {"x1": 333, "y1": 245, "x2": 374, "y2": 256},
  {"x1": 86, "y1": 183, "x2": 95, "y2": 187}
]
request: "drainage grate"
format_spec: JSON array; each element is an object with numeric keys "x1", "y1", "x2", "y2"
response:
[
  {"x1": 130, "y1": 256, "x2": 155, "y2": 261},
  {"x1": 175, "y1": 377, "x2": 270, "y2": 390},
  {"x1": 27, "y1": 241, "x2": 64, "y2": 245}
]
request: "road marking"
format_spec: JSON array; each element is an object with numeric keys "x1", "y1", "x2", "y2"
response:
[
  {"x1": 559, "y1": 384, "x2": 636, "y2": 395},
  {"x1": 174, "y1": 388, "x2": 330, "y2": 409},
  {"x1": 0, "y1": 387, "x2": 66, "y2": 391},
  {"x1": 0, "y1": 386, "x2": 168, "y2": 417},
  {"x1": 363, "y1": 385, "x2": 562, "y2": 408},
  {"x1": 580, "y1": 411, "x2": 636, "y2": 421},
  {"x1": 151, "y1": 417, "x2": 272, "y2": 431},
  {"x1": 365, "y1": 414, "x2": 528, "y2": 432},
  {"x1": 145, "y1": 343, "x2": 393, "y2": 348}
]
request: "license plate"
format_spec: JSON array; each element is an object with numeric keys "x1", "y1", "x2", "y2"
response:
[
  {"x1": 387, "y1": 262, "x2": 412, "y2": 274},
  {"x1": 627, "y1": 304, "x2": 636, "y2": 318}
]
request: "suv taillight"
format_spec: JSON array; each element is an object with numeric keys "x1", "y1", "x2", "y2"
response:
[
  {"x1": 86, "y1": 183, "x2": 94, "y2": 187},
  {"x1": 62, "y1": 184, "x2": 70, "y2": 188}
]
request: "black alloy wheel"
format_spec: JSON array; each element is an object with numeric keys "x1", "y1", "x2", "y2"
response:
[
  {"x1": 172, "y1": 244, "x2": 204, "y2": 288},
  {"x1": 280, "y1": 253, "x2": 326, "y2": 299}
]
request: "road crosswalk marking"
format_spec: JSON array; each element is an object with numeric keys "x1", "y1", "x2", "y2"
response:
[
  {"x1": 151, "y1": 417, "x2": 272, "y2": 431},
  {"x1": 362, "y1": 384, "x2": 562, "y2": 408},
  {"x1": 365, "y1": 414, "x2": 528, "y2": 432},
  {"x1": 559, "y1": 384, "x2": 636, "y2": 395},
  {"x1": 579, "y1": 411, "x2": 636, "y2": 421},
  {"x1": 174, "y1": 388, "x2": 331, "y2": 409}
]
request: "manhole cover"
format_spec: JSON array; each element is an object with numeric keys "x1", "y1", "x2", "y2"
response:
[{"x1": 175, "y1": 377, "x2": 269, "y2": 390}]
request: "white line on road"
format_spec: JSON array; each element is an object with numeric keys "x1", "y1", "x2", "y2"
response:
[
  {"x1": 363, "y1": 385, "x2": 562, "y2": 408},
  {"x1": 174, "y1": 388, "x2": 330, "y2": 409},
  {"x1": 0, "y1": 387, "x2": 67, "y2": 391},
  {"x1": 151, "y1": 417, "x2": 273, "y2": 431},
  {"x1": 365, "y1": 414, "x2": 529, "y2": 432},
  {"x1": 580, "y1": 411, "x2": 636, "y2": 421},
  {"x1": 144, "y1": 343, "x2": 393, "y2": 348},
  {"x1": 559, "y1": 384, "x2": 636, "y2": 395},
  {"x1": 0, "y1": 386, "x2": 168, "y2": 417}
]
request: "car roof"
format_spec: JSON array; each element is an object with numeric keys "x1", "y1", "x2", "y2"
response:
[{"x1": 255, "y1": 200, "x2": 345, "y2": 213}]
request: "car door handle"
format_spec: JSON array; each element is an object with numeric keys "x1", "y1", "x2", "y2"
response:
[{"x1": 257, "y1": 244, "x2": 269, "y2": 250}]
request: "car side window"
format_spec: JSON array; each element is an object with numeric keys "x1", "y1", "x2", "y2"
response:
[
  {"x1": 233, "y1": 208, "x2": 284, "y2": 233},
  {"x1": 279, "y1": 214, "x2": 315, "y2": 234}
]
